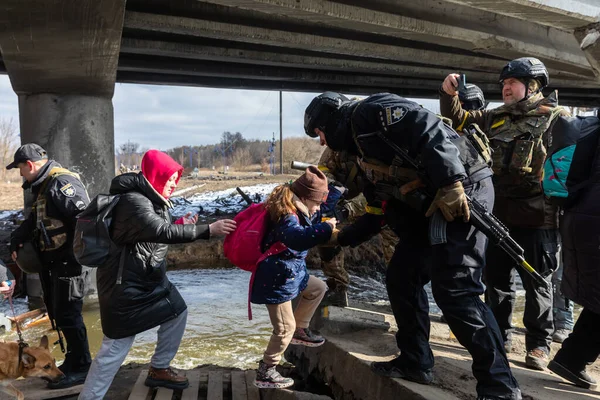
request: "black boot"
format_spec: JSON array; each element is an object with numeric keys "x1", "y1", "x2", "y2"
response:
[
  {"x1": 371, "y1": 357, "x2": 433, "y2": 385},
  {"x1": 48, "y1": 327, "x2": 91, "y2": 389}
]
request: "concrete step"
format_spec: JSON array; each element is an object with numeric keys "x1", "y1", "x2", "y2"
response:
[{"x1": 285, "y1": 306, "x2": 600, "y2": 400}]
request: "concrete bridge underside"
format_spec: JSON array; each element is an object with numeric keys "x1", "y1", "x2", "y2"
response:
[{"x1": 1, "y1": 0, "x2": 600, "y2": 195}]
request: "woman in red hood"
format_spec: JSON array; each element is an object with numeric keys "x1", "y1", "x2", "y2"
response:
[{"x1": 79, "y1": 150, "x2": 236, "y2": 400}]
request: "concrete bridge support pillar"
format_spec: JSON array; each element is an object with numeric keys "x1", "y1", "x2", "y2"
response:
[
  {"x1": 0, "y1": 0, "x2": 126, "y2": 198},
  {"x1": 18, "y1": 95, "x2": 115, "y2": 198}
]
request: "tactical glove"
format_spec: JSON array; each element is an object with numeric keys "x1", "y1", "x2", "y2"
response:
[{"x1": 425, "y1": 181, "x2": 470, "y2": 222}]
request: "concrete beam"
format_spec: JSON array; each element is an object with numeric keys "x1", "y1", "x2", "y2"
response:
[
  {"x1": 342, "y1": 0, "x2": 583, "y2": 55},
  {"x1": 116, "y1": 71, "x2": 600, "y2": 107},
  {"x1": 117, "y1": 53, "x2": 599, "y2": 91},
  {"x1": 575, "y1": 22, "x2": 600, "y2": 79},
  {"x1": 447, "y1": 0, "x2": 600, "y2": 30},
  {"x1": 0, "y1": 0, "x2": 126, "y2": 97},
  {"x1": 123, "y1": 12, "x2": 503, "y2": 73},
  {"x1": 124, "y1": 11, "x2": 594, "y2": 80},
  {"x1": 202, "y1": 0, "x2": 591, "y2": 74},
  {"x1": 119, "y1": 38, "x2": 503, "y2": 83}
]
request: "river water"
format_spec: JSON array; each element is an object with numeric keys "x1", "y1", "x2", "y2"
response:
[{"x1": 0, "y1": 267, "x2": 536, "y2": 370}]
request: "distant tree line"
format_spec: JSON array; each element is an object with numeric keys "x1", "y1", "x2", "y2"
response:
[{"x1": 116, "y1": 131, "x2": 324, "y2": 174}]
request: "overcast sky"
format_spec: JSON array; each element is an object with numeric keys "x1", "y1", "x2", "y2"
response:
[{"x1": 0, "y1": 75, "x2": 444, "y2": 150}]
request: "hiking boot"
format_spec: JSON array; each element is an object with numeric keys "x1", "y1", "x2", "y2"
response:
[
  {"x1": 371, "y1": 359, "x2": 433, "y2": 385},
  {"x1": 322, "y1": 285, "x2": 349, "y2": 307},
  {"x1": 552, "y1": 329, "x2": 570, "y2": 344},
  {"x1": 548, "y1": 359, "x2": 598, "y2": 389},
  {"x1": 145, "y1": 366, "x2": 189, "y2": 390},
  {"x1": 254, "y1": 361, "x2": 294, "y2": 389},
  {"x1": 525, "y1": 348, "x2": 549, "y2": 371},
  {"x1": 291, "y1": 328, "x2": 325, "y2": 347}
]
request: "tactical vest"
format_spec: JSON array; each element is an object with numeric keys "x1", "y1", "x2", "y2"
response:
[
  {"x1": 318, "y1": 149, "x2": 364, "y2": 200},
  {"x1": 487, "y1": 95, "x2": 564, "y2": 198},
  {"x1": 33, "y1": 167, "x2": 80, "y2": 252}
]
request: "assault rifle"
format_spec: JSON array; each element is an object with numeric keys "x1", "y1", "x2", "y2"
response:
[{"x1": 291, "y1": 153, "x2": 550, "y2": 289}]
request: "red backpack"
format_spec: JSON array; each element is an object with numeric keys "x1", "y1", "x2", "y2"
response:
[{"x1": 223, "y1": 203, "x2": 287, "y2": 319}]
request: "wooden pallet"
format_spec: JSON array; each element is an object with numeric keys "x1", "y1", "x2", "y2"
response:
[{"x1": 127, "y1": 370, "x2": 260, "y2": 400}]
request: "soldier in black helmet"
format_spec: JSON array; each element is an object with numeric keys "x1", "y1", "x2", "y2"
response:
[
  {"x1": 440, "y1": 57, "x2": 570, "y2": 370},
  {"x1": 7, "y1": 143, "x2": 93, "y2": 389},
  {"x1": 305, "y1": 92, "x2": 521, "y2": 400}
]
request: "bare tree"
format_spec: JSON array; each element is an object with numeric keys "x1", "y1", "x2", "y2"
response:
[{"x1": 0, "y1": 118, "x2": 19, "y2": 181}]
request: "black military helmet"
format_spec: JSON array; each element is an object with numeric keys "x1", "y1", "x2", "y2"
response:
[
  {"x1": 304, "y1": 92, "x2": 350, "y2": 137},
  {"x1": 499, "y1": 57, "x2": 549, "y2": 89},
  {"x1": 15, "y1": 241, "x2": 44, "y2": 274},
  {"x1": 458, "y1": 84, "x2": 486, "y2": 111}
]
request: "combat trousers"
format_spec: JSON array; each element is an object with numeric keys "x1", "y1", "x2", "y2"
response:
[
  {"x1": 40, "y1": 264, "x2": 92, "y2": 372},
  {"x1": 485, "y1": 227, "x2": 557, "y2": 353},
  {"x1": 387, "y1": 178, "x2": 521, "y2": 399},
  {"x1": 318, "y1": 246, "x2": 349, "y2": 287}
]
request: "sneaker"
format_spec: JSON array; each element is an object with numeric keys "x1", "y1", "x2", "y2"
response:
[
  {"x1": 525, "y1": 348, "x2": 549, "y2": 371},
  {"x1": 371, "y1": 359, "x2": 433, "y2": 385},
  {"x1": 291, "y1": 328, "x2": 325, "y2": 347},
  {"x1": 254, "y1": 361, "x2": 294, "y2": 389},
  {"x1": 552, "y1": 329, "x2": 570, "y2": 344},
  {"x1": 548, "y1": 359, "x2": 598, "y2": 389},
  {"x1": 145, "y1": 366, "x2": 189, "y2": 390}
]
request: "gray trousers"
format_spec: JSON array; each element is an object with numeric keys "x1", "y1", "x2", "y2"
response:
[{"x1": 78, "y1": 309, "x2": 188, "y2": 400}]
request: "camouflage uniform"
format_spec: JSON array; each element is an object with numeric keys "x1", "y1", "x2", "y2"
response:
[
  {"x1": 317, "y1": 148, "x2": 366, "y2": 299},
  {"x1": 440, "y1": 88, "x2": 569, "y2": 361}
]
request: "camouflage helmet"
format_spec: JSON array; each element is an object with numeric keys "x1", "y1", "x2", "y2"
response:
[
  {"x1": 458, "y1": 84, "x2": 486, "y2": 111},
  {"x1": 304, "y1": 92, "x2": 350, "y2": 138},
  {"x1": 15, "y1": 242, "x2": 44, "y2": 274},
  {"x1": 499, "y1": 57, "x2": 549, "y2": 89}
]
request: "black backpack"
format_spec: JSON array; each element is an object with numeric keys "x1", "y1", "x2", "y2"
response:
[{"x1": 73, "y1": 194, "x2": 121, "y2": 267}]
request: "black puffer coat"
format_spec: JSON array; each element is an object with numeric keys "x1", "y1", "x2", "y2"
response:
[
  {"x1": 561, "y1": 138, "x2": 600, "y2": 315},
  {"x1": 97, "y1": 173, "x2": 210, "y2": 339}
]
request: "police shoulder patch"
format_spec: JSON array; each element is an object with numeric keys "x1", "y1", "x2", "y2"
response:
[
  {"x1": 59, "y1": 183, "x2": 76, "y2": 197},
  {"x1": 385, "y1": 106, "x2": 407, "y2": 126}
]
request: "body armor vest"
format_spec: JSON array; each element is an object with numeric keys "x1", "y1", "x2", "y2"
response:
[
  {"x1": 487, "y1": 94, "x2": 564, "y2": 198},
  {"x1": 33, "y1": 167, "x2": 80, "y2": 252}
]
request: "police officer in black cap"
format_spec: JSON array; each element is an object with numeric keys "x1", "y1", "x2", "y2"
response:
[
  {"x1": 7, "y1": 143, "x2": 92, "y2": 389},
  {"x1": 304, "y1": 92, "x2": 521, "y2": 400}
]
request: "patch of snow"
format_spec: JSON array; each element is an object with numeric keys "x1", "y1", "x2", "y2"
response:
[
  {"x1": 0, "y1": 210, "x2": 21, "y2": 221},
  {"x1": 171, "y1": 183, "x2": 280, "y2": 219}
]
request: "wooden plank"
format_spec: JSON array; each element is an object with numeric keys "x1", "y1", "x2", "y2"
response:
[
  {"x1": 128, "y1": 369, "x2": 151, "y2": 400},
  {"x1": 181, "y1": 370, "x2": 201, "y2": 400},
  {"x1": 207, "y1": 371, "x2": 223, "y2": 400},
  {"x1": 231, "y1": 371, "x2": 247, "y2": 400},
  {"x1": 154, "y1": 387, "x2": 174, "y2": 400},
  {"x1": 8, "y1": 377, "x2": 83, "y2": 400},
  {"x1": 245, "y1": 370, "x2": 260, "y2": 400}
]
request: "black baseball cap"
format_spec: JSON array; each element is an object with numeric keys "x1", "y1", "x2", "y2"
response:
[{"x1": 6, "y1": 143, "x2": 48, "y2": 170}]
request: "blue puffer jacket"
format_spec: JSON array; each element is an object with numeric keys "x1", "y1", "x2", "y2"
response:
[{"x1": 251, "y1": 198, "x2": 333, "y2": 305}]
